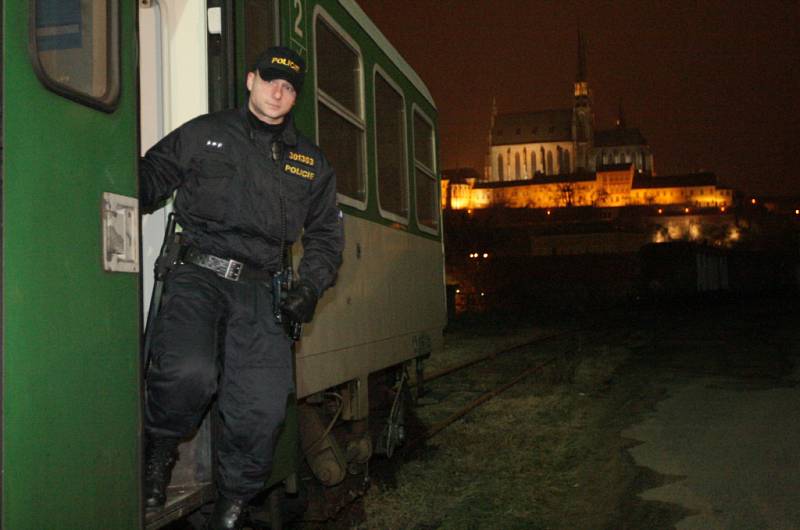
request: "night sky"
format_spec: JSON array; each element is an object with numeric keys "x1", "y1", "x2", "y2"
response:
[{"x1": 360, "y1": 1, "x2": 799, "y2": 197}]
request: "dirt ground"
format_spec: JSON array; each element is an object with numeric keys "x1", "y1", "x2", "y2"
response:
[{"x1": 337, "y1": 296, "x2": 800, "y2": 530}]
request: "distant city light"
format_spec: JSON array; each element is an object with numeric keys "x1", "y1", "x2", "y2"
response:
[
  {"x1": 720, "y1": 206, "x2": 726, "y2": 212},
  {"x1": 456, "y1": 289, "x2": 461, "y2": 294},
  {"x1": 657, "y1": 208, "x2": 663, "y2": 214},
  {"x1": 684, "y1": 207, "x2": 690, "y2": 214},
  {"x1": 751, "y1": 198, "x2": 757, "y2": 205},
  {"x1": 795, "y1": 209, "x2": 799, "y2": 215},
  {"x1": 667, "y1": 223, "x2": 683, "y2": 239},
  {"x1": 482, "y1": 253, "x2": 489, "y2": 258},
  {"x1": 546, "y1": 210, "x2": 551, "y2": 216}
]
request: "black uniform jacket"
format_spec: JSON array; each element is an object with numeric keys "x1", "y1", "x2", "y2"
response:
[{"x1": 140, "y1": 106, "x2": 343, "y2": 296}]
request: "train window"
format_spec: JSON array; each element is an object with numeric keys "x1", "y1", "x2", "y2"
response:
[
  {"x1": 30, "y1": 0, "x2": 119, "y2": 112},
  {"x1": 414, "y1": 112, "x2": 433, "y2": 170},
  {"x1": 374, "y1": 69, "x2": 408, "y2": 221},
  {"x1": 314, "y1": 11, "x2": 366, "y2": 206},
  {"x1": 413, "y1": 109, "x2": 438, "y2": 232},
  {"x1": 318, "y1": 103, "x2": 366, "y2": 202}
]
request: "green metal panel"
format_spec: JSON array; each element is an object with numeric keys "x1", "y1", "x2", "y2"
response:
[{"x1": 2, "y1": 2, "x2": 141, "y2": 529}]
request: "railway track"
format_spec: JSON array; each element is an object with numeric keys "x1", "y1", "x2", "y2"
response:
[
  {"x1": 401, "y1": 331, "x2": 579, "y2": 454},
  {"x1": 398, "y1": 315, "x2": 663, "y2": 456},
  {"x1": 404, "y1": 355, "x2": 558, "y2": 454},
  {"x1": 416, "y1": 328, "x2": 577, "y2": 386},
  {"x1": 400, "y1": 323, "x2": 637, "y2": 453}
]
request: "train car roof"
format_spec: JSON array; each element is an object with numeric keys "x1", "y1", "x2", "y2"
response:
[{"x1": 340, "y1": 0, "x2": 437, "y2": 110}]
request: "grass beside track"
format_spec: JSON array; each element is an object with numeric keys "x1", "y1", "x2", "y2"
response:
[{"x1": 362, "y1": 315, "x2": 685, "y2": 530}]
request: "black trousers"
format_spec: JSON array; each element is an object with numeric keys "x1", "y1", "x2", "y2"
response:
[{"x1": 145, "y1": 263, "x2": 293, "y2": 500}]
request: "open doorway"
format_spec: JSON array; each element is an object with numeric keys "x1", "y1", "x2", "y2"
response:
[{"x1": 139, "y1": 2, "x2": 278, "y2": 527}]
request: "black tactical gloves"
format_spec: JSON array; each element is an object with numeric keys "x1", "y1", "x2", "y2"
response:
[{"x1": 281, "y1": 280, "x2": 319, "y2": 323}]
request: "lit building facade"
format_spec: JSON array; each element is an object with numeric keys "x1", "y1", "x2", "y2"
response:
[
  {"x1": 441, "y1": 164, "x2": 733, "y2": 210},
  {"x1": 442, "y1": 165, "x2": 734, "y2": 211},
  {"x1": 448, "y1": 32, "x2": 733, "y2": 212}
]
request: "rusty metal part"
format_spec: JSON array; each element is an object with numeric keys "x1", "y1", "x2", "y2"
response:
[
  {"x1": 345, "y1": 436, "x2": 372, "y2": 465},
  {"x1": 344, "y1": 418, "x2": 372, "y2": 466},
  {"x1": 340, "y1": 377, "x2": 369, "y2": 421},
  {"x1": 298, "y1": 404, "x2": 347, "y2": 486}
]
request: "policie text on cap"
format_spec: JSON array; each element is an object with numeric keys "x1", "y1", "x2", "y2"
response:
[{"x1": 254, "y1": 46, "x2": 306, "y2": 93}]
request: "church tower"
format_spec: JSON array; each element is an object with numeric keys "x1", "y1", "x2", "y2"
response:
[
  {"x1": 484, "y1": 96, "x2": 497, "y2": 179},
  {"x1": 615, "y1": 98, "x2": 626, "y2": 129},
  {"x1": 572, "y1": 30, "x2": 594, "y2": 171}
]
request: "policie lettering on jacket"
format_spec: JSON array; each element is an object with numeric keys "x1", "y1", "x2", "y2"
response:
[{"x1": 139, "y1": 106, "x2": 343, "y2": 297}]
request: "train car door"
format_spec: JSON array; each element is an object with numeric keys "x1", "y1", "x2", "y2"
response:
[
  {"x1": 140, "y1": 1, "x2": 282, "y2": 525},
  {"x1": 139, "y1": 3, "x2": 218, "y2": 528},
  {"x1": 2, "y1": 2, "x2": 141, "y2": 530},
  {"x1": 140, "y1": 2, "x2": 296, "y2": 525}
]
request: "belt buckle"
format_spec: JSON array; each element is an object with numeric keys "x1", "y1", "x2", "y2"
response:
[{"x1": 224, "y1": 259, "x2": 243, "y2": 281}]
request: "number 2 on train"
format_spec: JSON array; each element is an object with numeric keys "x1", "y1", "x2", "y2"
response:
[{"x1": 294, "y1": 0, "x2": 303, "y2": 37}]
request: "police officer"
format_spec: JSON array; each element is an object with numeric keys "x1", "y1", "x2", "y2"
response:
[{"x1": 140, "y1": 46, "x2": 343, "y2": 529}]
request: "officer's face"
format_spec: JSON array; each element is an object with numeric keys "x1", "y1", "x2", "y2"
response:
[{"x1": 246, "y1": 72, "x2": 297, "y2": 125}]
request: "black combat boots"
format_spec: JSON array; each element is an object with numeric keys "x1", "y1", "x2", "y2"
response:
[
  {"x1": 144, "y1": 436, "x2": 179, "y2": 510},
  {"x1": 206, "y1": 496, "x2": 247, "y2": 530}
]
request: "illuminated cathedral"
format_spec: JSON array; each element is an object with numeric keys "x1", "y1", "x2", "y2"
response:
[{"x1": 442, "y1": 32, "x2": 733, "y2": 211}]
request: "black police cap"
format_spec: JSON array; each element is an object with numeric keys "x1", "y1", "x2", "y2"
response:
[{"x1": 253, "y1": 46, "x2": 306, "y2": 93}]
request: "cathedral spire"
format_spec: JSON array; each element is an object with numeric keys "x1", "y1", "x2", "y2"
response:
[
  {"x1": 485, "y1": 95, "x2": 498, "y2": 180},
  {"x1": 616, "y1": 98, "x2": 626, "y2": 129},
  {"x1": 576, "y1": 28, "x2": 587, "y2": 83},
  {"x1": 572, "y1": 27, "x2": 593, "y2": 171},
  {"x1": 574, "y1": 29, "x2": 589, "y2": 98}
]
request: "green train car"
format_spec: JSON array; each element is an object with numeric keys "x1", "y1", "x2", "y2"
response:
[{"x1": 2, "y1": 1, "x2": 446, "y2": 528}]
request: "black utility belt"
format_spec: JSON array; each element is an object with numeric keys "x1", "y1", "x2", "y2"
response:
[{"x1": 183, "y1": 247, "x2": 274, "y2": 283}]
